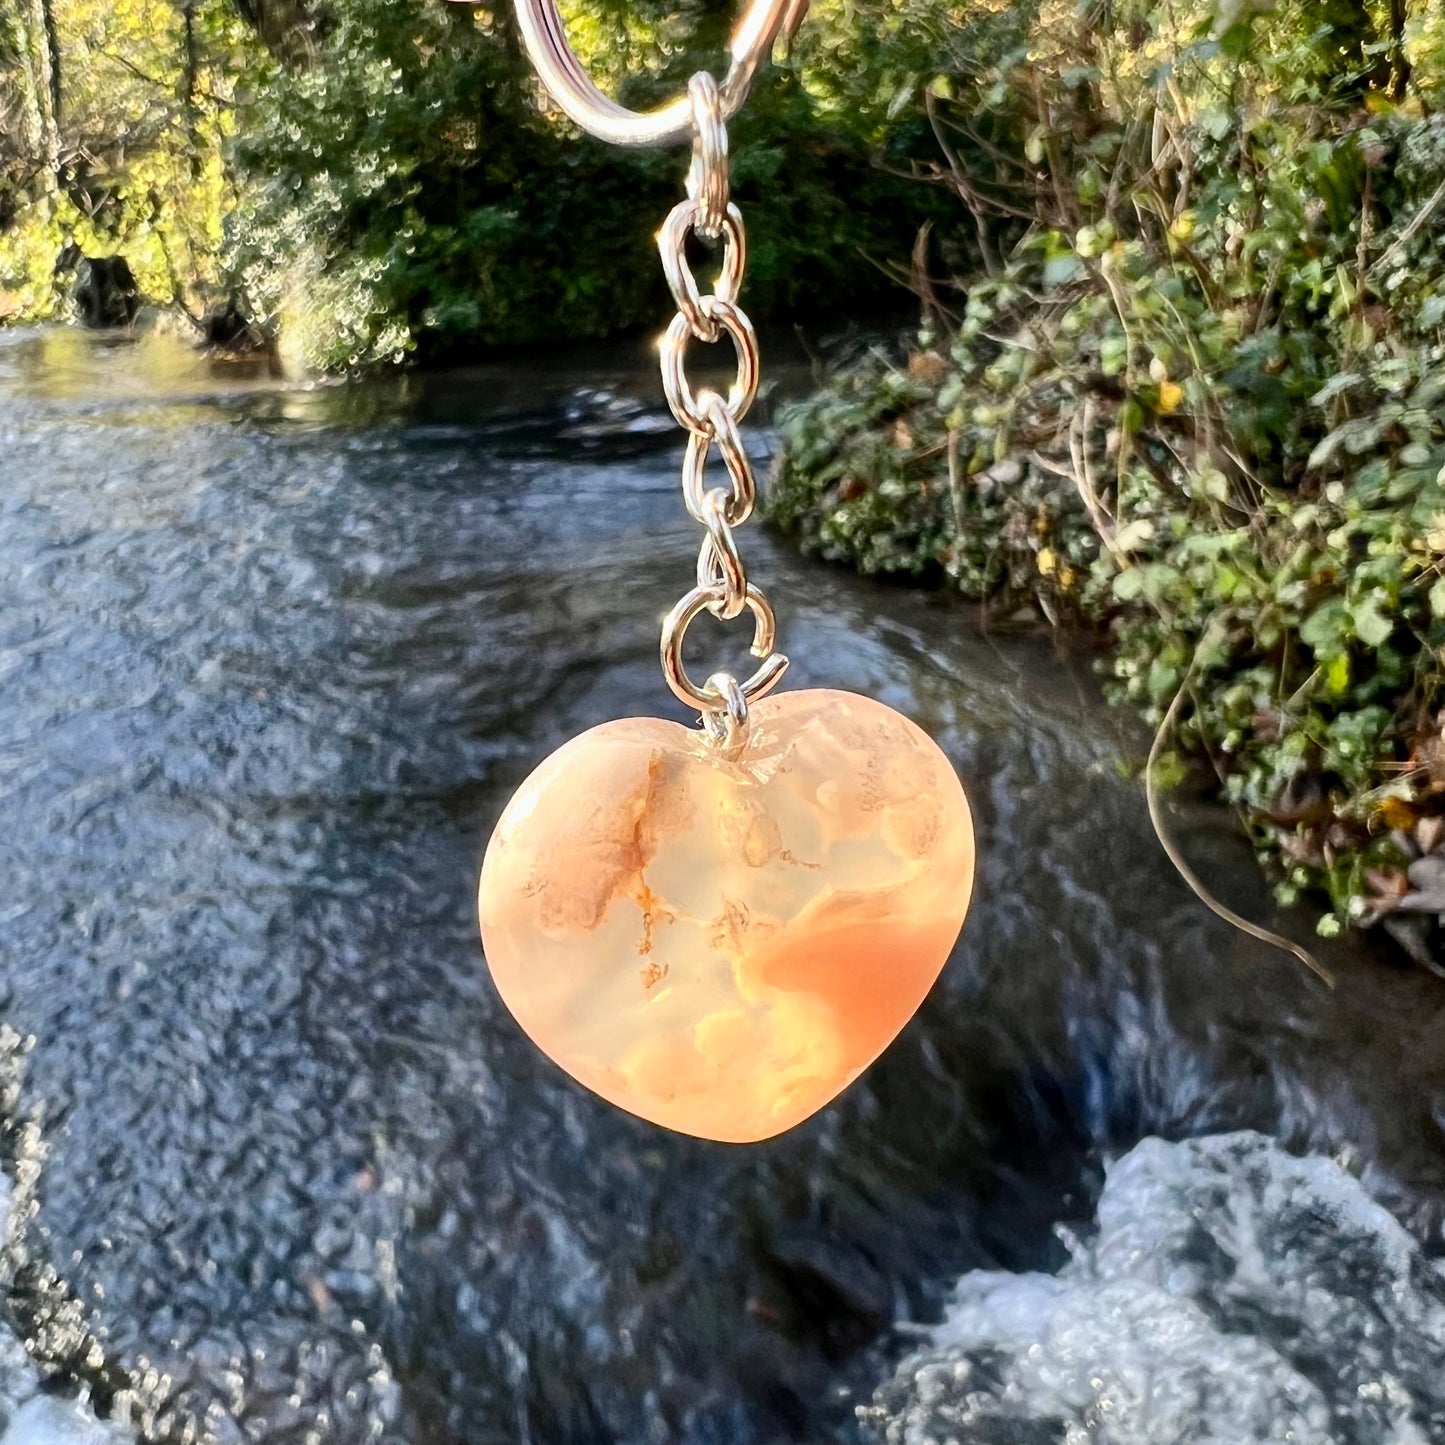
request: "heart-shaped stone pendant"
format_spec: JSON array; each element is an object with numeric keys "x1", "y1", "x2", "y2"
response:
[{"x1": 479, "y1": 689, "x2": 975, "y2": 1142}]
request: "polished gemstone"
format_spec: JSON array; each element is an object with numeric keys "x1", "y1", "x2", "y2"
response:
[{"x1": 479, "y1": 688, "x2": 975, "y2": 1142}]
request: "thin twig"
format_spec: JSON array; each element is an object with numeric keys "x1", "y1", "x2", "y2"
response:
[
  {"x1": 1147, "y1": 623, "x2": 1333, "y2": 986},
  {"x1": 1069, "y1": 399, "x2": 1118, "y2": 551},
  {"x1": 946, "y1": 427, "x2": 967, "y2": 540},
  {"x1": 1368, "y1": 177, "x2": 1445, "y2": 278},
  {"x1": 926, "y1": 90, "x2": 1002, "y2": 273}
]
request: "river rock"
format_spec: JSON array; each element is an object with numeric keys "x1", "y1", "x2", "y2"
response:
[{"x1": 0, "y1": 1398, "x2": 129, "y2": 1445}]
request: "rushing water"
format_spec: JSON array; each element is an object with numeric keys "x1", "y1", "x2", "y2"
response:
[
  {"x1": 869, "y1": 1131, "x2": 1445, "y2": 1443},
  {"x1": 0, "y1": 325, "x2": 1443, "y2": 1445}
]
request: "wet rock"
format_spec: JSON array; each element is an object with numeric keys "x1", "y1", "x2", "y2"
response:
[
  {"x1": 864, "y1": 1132, "x2": 1445, "y2": 1444},
  {"x1": 198, "y1": 302, "x2": 269, "y2": 356}
]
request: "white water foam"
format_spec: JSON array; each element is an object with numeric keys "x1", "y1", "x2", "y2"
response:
[
  {"x1": 865, "y1": 1132, "x2": 1445, "y2": 1444},
  {"x1": 0, "y1": 1182, "x2": 128, "y2": 1445}
]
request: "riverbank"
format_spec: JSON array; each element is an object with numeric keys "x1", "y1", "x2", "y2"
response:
[{"x1": 764, "y1": 0, "x2": 1445, "y2": 959}]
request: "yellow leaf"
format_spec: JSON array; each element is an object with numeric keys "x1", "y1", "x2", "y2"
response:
[
  {"x1": 1158, "y1": 381, "x2": 1185, "y2": 414},
  {"x1": 1377, "y1": 797, "x2": 1419, "y2": 832},
  {"x1": 1037, "y1": 547, "x2": 1057, "y2": 576}
]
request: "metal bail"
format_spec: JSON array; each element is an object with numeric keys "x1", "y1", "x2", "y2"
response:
[{"x1": 510, "y1": 0, "x2": 809, "y2": 147}]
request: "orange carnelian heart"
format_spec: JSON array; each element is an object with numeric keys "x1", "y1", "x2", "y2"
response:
[{"x1": 478, "y1": 688, "x2": 975, "y2": 1142}]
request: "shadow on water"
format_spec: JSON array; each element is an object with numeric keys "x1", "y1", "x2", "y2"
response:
[{"x1": 0, "y1": 325, "x2": 1442, "y2": 1444}]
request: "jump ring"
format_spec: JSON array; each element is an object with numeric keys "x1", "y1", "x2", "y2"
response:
[
  {"x1": 660, "y1": 583, "x2": 790, "y2": 713},
  {"x1": 701, "y1": 671, "x2": 750, "y2": 757},
  {"x1": 658, "y1": 200, "x2": 746, "y2": 343},
  {"x1": 660, "y1": 298, "x2": 759, "y2": 433},
  {"x1": 687, "y1": 73, "x2": 730, "y2": 238},
  {"x1": 682, "y1": 397, "x2": 755, "y2": 526}
]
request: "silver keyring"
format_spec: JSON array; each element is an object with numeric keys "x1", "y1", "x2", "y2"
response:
[{"x1": 511, "y1": 0, "x2": 809, "y2": 148}]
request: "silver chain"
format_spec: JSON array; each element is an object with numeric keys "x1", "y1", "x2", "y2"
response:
[{"x1": 658, "y1": 72, "x2": 787, "y2": 757}]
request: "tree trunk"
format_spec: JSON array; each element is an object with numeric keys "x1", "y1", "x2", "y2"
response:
[
  {"x1": 39, "y1": 0, "x2": 59, "y2": 127},
  {"x1": 181, "y1": 0, "x2": 203, "y2": 176},
  {"x1": 1388, "y1": 0, "x2": 1413, "y2": 102},
  {"x1": 20, "y1": 0, "x2": 61, "y2": 182},
  {"x1": 227, "y1": 0, "x2": 314, "y2": 64}
]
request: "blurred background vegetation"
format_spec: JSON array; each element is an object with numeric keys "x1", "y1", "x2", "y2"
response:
[
  {"x1": 6, "y1": 0, "x2": 1445, "y2": 959},
  {"x1": 0, "y1": 0, "x2": 951, "y2": 364}
]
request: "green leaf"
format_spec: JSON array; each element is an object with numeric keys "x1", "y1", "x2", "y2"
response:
[
  {"x1": 1311, "y1": 373, "x2": 1363, "y2": 407},
  {"x1": 1192, "y1": 465, "x2": 1231, "y2": 503},
  {"x1": 1100, "y1": 334, "x2": 1128, "y2": 377},
  {"x1": 1350, "y1": 595, "x2": 1394, "y2": 650},
  {"x1": 1148, "y1": 658, "x2": 1182, "y2": 700},
  {"x1": 1042, "y1": 254, "x2": 1084, "y2": 288},
  {"x1": 1300, "y1": 599, "x2": 1350, "y2": 656},
  {"x1": 1308, "y1": 429, "x2": 1348, "y2": 472},
  {"x1": 1199, "y1": 106, "x2": 1232, "y2": 140},
  {"x1": 1212, "y1": 563, "x2": 1244, "y2": 601},
  {"x1": 1113, "y1": 567, "x2": 1146, "y2": 602},
  {"x1": 1429, "y1": 577, "x2": 1445, "y2": 619}
]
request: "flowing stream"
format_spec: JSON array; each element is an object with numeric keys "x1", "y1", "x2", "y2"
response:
[{"x1": 0, "y1": 326, "x2": 1442, "y2": 1445}]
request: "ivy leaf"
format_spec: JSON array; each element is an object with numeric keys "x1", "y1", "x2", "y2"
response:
[
  {"x1": 1113, "y1": 567, "x2": 1146, "y2": 602},
  {"x1": 1043, "y1": 254, "x2": 1084, "y2": 288},
  {"x1": 1429, "y1": 577, "x2": 1445, "y2": 619},
  {"x1": 1100, "y1": 333, "x2": 1128, "y2": 377},
  {"x1": 1114, "y1": 519, "x2": 1156, "y2": 553},
  {"x1": 1300, "y1": 599, "x2": 1350, "y2": 657},
  {"x1": 1350, "y1": 595, "x2": 1394, "y2": 650},
  {"x1": 1308, "y1": 428, "x2": 1348, "y2": 472},
  {"x1": 1198, "y1": 106, "x2": 1232, "y2": 139},
  {"x1": 1311, "y1": 373, "x2": 1364, "y2": 408}
]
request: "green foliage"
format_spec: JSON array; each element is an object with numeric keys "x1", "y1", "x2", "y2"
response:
[
  {"x1": 2, "y1": 0, "x2": 947, "y2": 363},
  {"x1": 224, "y1": 0, "x2": 948, "y2": 369},
  {"x1": 772, "y1": 0, "x2": 1445, "y2": 947},
  {"x1": 0, "y1": 0, "x2": 249, "y2": 320}
]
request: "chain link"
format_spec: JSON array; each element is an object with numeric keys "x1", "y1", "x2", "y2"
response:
[
  {"x1": 695, "y1": 487, "x2": 748, "y2": 619},
  {"x1": 681, "y1": 392, "x2": 755, "y2": 525},
  {"x1": 660, "y1": 299, "x2": 759, "y2": 433},
  {"x1": 661, "y1": 584, "x2": 789, "y2": 715},
  {"x1": 657, "y1": 74, "x2": 787, "y2": 756},
  {"x1": 657, "y1": 199, "x2": 745, "y2": 343}
]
